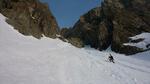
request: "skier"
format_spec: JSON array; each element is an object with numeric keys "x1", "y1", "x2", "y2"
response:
[{"x1": 108, "y1": 54, "x2": 115, "y2": 63}]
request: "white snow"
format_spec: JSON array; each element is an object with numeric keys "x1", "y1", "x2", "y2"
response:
[
  {"x1": 124, "y1": 33, "x2": 150, "y2": 49},
  {"x1": 0, "y1": 13, "x2": 150, "y2": 84}
]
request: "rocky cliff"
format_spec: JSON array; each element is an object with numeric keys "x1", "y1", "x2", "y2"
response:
[
  {"x1": 63, "y1": 0, "x2": 150, "y2": 55},
  {"x1": 0, "y1": 0, "x2": 149, "y2": 55},
  {"x1": 0, "y1": 0, "x2": 59, "y2": 39}
]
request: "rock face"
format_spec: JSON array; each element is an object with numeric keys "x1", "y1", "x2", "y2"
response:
[
  {"x1": 64, "y1": 0, "x2": 150, "y2": 55},
  {"x1": 60, "y1": 27, "x2": 84, "y2": 48},
  {"x1": 0, "y1": 0, "x2": 59, "y2": 38},
  {"x1": 104, "y1": 0, "x2": 150, "y2": 55}
]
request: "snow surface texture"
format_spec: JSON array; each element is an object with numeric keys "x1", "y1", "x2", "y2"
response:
[
  {"x1": 0, "y1": 13, "x2": 150, "y2": 84},
  {"x1": 124, "y1": 33, "x2": 150, "y2": 49}
]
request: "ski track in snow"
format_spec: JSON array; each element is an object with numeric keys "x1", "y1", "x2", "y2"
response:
[{"x1": 0, "y1": 13, "x2": 150, "y2": 84}]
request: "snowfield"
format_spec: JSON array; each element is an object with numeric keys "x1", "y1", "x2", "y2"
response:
[{"x1": 0, "y1": 13, "x2": 150, "y2": 84}]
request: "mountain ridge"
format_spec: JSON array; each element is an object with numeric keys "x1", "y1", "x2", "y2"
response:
[{"x1": 61, "y1": 0, "x2": 150, "y2": 55}]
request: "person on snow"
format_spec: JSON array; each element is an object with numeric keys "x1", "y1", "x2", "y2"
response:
[{"x1": 108, "y1": 54, "x2": 115, "y2": 63}]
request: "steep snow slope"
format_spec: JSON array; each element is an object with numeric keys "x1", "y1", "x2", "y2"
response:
[{"x1": 0, "y1": 13, "x2": 150, "y2": 84}]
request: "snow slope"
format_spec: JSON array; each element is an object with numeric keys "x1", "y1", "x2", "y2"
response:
[{"x1": 0, "y1": 13, "x2": 150, "y2": 84}]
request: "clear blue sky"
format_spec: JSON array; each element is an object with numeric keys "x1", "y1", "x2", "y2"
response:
[{"x1": 41, "y1": 0, "x2": 102, "y2": 28}]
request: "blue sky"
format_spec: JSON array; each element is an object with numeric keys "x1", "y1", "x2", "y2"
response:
[{"x1": 41, "y1": 0, "x2": 102, "y2": 28}]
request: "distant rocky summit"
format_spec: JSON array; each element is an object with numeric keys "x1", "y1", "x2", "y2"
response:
[
  {"x1": 62, "y1": 0, "x2": 150, "y2": 55},
  {"x1": 0, "y1": 0, "x2": 59, "y2": 38}
]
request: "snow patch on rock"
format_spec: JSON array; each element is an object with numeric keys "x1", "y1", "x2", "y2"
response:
[{"x1": 124, "y1": 33, "x2": 150, "y2": 49}]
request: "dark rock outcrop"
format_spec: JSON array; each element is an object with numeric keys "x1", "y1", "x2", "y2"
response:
[
  {"x1": 63, "y1": 0, "x2": 150, "y2": 55},
  {"x1": 60, "y1": 27, "x2": 71, "y2": 38},
  {"x1": 104, "y1": 0, "x2": 150, "y2": 55},
  {"x1": 60, "y1": 27, "x2": 84, "y2": 48},
  {"x1": 0, "y1": 0, "x2": 59, "y2": 39}
]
